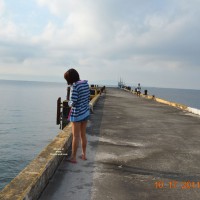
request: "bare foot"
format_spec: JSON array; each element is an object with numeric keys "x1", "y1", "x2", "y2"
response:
[
  {"x1": 79, "y1": 154, "x2": 87, "y2": 160},
  {"x1": 66, "y1": 158, "x2": 77, "y2": 164}
]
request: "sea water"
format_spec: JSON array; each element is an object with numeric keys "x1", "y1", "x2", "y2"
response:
[
  {"x1": 0, "y1": 80, "x2": 66, "y2": 190},
  {"x1": 144, "y1": 87, "x2": 200, "y2": 109}
]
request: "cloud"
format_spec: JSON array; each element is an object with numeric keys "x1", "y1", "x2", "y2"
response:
[
  {"x1": 0, "y1": 0, "x2": 5, "y2": 13},
  {"x1": 0, "y1": 3, "x2": 22, "y2": 41},
  {"x1": 0, "y1": 0, "x2": 200, "y2": 88}
]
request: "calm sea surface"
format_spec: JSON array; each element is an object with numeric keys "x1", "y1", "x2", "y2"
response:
[
  {"x1": 0, "y1": 81, "x2": 200, "y2": 190},
  {"x1": 144, "y1": 87, "x2": 200, "y2": 109},
  {"x1": 0, "y1": 80, "x2": 66, "y2": 190}
]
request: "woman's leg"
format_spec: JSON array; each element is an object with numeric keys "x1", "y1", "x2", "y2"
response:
[
  {"x1": 80, "y1": 120, "x2": 88, "y2": 160},
  {"x1": 71, "y1": 122, "x2": 81, "y2": 162}
]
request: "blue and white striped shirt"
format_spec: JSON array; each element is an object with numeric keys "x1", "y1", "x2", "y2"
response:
[{"x1": 68, "y1": 80, "x2": 90, "y2": 122}]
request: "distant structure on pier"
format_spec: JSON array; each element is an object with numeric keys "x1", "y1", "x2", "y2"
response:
[{"x1": 118, "y1": 78, "x2": 125, "y2": 88}]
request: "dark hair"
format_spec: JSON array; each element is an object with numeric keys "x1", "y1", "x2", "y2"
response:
[{"x1": 64, "y1": 68, "x2": 80, "y2": 85}]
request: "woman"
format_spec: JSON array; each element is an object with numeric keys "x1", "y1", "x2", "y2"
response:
[{"x1": 64, "y1": 68, "x2": 90, "y2": 163}]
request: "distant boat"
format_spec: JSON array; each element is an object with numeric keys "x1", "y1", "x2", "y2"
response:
[{"x1": 118, "y1": 78, "x2": 125, "y2": 88}]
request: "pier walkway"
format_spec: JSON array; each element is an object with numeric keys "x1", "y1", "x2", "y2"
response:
[{"x1": 39, "y1": 88, "x2": 200, "y2": 200}]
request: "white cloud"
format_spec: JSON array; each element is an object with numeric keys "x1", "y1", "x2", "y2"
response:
[
  {"x1": 0, "y1": 0, "x2": 5, "y2": 14},
  {"x1": 1, "y1": 0, "x2": 200, "y2": 88},
  {"x1": 0, "y1": 21, "x2": 19, "y2": 39},
  {"x1": 0, "y1": 1, "x2": 12, "y2": 38}
]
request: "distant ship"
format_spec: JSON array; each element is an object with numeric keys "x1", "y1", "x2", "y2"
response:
[{"x1": 118, "y1": 78, "x2": 125, "y2": 88}]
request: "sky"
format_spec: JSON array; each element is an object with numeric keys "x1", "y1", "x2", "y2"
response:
[{"x1": 0, "y1": 0, "x2": 200, "y2": 89}]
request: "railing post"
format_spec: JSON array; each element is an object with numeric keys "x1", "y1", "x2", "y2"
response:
[
  {"x1": 62, "y1": 101, "x2": 70, "y2": 129},
  {"x1": 57, "y1": 86, "x2": 71, "y2": 129},
  {"x1": 62, "y1": 86, "x2": 71, "y2": 129},
  {"x1": 56, "y1": 97, "x2": 61, "y2": 126}
]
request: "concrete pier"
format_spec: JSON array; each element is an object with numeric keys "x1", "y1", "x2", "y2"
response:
[{"x1": 39, "y1": 88, "x2": 200, "y2": 200}]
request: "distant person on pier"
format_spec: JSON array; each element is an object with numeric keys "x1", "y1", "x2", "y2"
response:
[
  {"x1": 64, "y1": 68, "x2": 90, "y2": 163},
  {"x1": 136, "y1": 83, "x2": 141, "y2": 96}
]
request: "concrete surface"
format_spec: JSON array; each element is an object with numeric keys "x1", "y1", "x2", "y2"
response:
[{"x1": 39, "y1": 88, "x2": 200, "y2": 200}]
